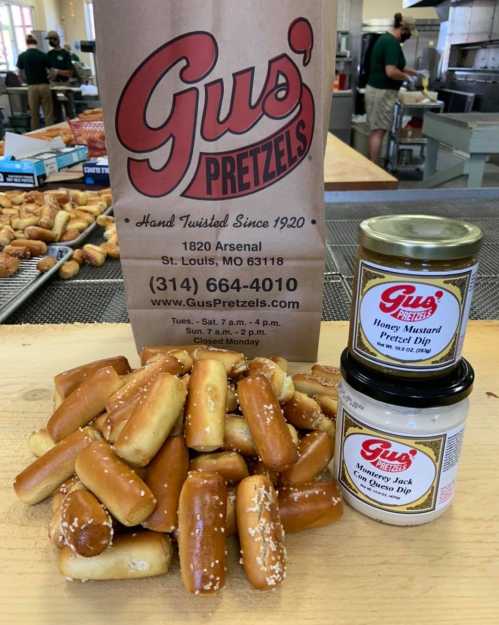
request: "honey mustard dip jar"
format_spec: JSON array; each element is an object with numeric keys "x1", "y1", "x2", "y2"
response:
[{"x1": 348, "y1": 215, "x2": 483, "y2": 378}]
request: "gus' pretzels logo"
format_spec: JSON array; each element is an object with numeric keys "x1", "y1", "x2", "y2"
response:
[
  {"x1": 379, "y1": 284, "x2": 444, "y2": 322},
  {"x1": 360, "y1": 439, "x2": 417, "y2": 473},
  {"x1": 115, "y1": 18, "x2": 315, "y2": 199}
]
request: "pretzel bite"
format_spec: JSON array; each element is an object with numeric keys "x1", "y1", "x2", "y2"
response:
[
  {"x1": 54, "y1": 355, "x2": 130, "y2": 400},
  {"x1": 11, "y1": 216, "x2": 39, "y2": 230},
  {"x1": 27, "y1": 428, "x2": 55, "y2": 457},
  {"x1": 38, "y1": 204, "x2": 57, "y2": 229},
  {"x1": 226, "y1": 487, "x2": 237, "y2": 537},
  {"x1": 223, "y1": 415, "x2": 256, "y2": 456},
  {"x1": 59, "y1": 532, "x2": 172, "y2": 581},
  {"x1": 10, "y1": 238, "x2": 47, "y2": 256},
  {"x1": 140, "y1": 344, "x2": 202, "y2": 364},
  {"x1": 60, "y1": 488, "x2": 113, "y2": 557},
  {"x1": 103, "y1": 397, "x2": 139, "y2": 443},
  {"x1": 178, "y1": 471, "x2": 227, "y2": 594},
  {"x1": 281, "y1": 431, "x2": 334, "y2": 485},
  {"x1": 192, "y1": 346, "x2": 247, "y2": 377},
  {"x1": 248, "y1": 357, "x2": 294, "y2": 403},
  {"x1": 311, "y1": 365, "x2": 341, "y2": 387},
  {"x1": 292, "y1": 373, "x2": 338, "y2": 398},
  {"x1": 48, "y1": 366, "x2": 124, "y2": 442},
  {"x1": 283, "y1": 392, "x2": 334, "y2": 435},
  {"x1": 142, "y1": 436, "x2": 189, "y2": 533},
  {"x1": 25, "y1": 226, "x2": 56, "y2": 243},
  {"x1": 313, "y1": 394, "x2": 338, "y2": 420},
  {"x1": 237, "y1": 475, "x2": 286, "y2": 590},
  {"x1": 0, "y1": 225, "x2": 15, "y2": 247},
  {"x1": 51, "y1": 210, "x2": 70, "y2": 241},
  {"x1": 106, "y1": 355, "x2": 181, "y2": 414},
  {"x1": 37, "y1": 256, "x2": 57, "y2": 273},
  {"x1": 185, "y1": 359, "x2": 227, "y2": 452},
  {"x1": 190, "y1": 451, "x2": 249, "y2": 483},
  {"x1": 238, "y1": 376, "x2": 297, "y2": 471},
  {"x1": 270, "y1": 356, "x2": 288, "y2": 372},
  {"x1": 59, "y1": 260, "x2": 80, "y2": 280},
  {"x1": 114, "y1": 373, "x2": 187, "y2": 467},
  {"x1": 82, "y1": 244, "x2": 106, "y2": 267},
  {"x1": 75, "y1": 441, "x2": 156, "y2": 526},
  {"x1": 0, "y1": 251, "x2": 20, "y2": 276},
  {"x1": 13, "y1": 427, "x2": 100, "y2": 504},
  {"x1": 3, "y1": 244, "x2": 30, "y2": 259},
  {"x1": 278, "y1": 480, "x2": 343, "y2": 533}
]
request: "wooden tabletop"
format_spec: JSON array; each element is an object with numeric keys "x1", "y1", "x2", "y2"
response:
[
  {"x1": 1, "y1": 321, "x2": 498, "y2": 625},
  {"x1": 324, "y1": 133, "x2": 398, "y2": 191}
]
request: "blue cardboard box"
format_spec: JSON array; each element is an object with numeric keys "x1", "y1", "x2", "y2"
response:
[
  {"x1": 83, "y1": 157, "x2": 110, "y2": 186},
  {"x1": 0, "y1": 145, "x2": 88, "y2": 187}
]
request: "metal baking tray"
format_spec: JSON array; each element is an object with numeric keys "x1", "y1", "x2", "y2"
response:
[
  {"x1": 52, "y1": 205, "x2": 113, "y2": 248},
  {"x1": 0, "y1": 245, "x2": 72, "y2": 323}
]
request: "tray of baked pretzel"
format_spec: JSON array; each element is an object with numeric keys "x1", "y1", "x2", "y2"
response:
[
  {"x1": 0, "y1": 187, "x2": 113, "y2": 250},
  {"x1": 0, "y1": 244, "x2": 72, "y2": 323}
]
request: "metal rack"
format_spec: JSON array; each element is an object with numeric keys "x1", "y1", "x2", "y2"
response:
[{"x1": 386, "y1": 100, "x2": 444, "y2": 175}]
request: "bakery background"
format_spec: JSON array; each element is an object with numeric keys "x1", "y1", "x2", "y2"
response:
[{"x1": 0, "y1": 0, "x2": 497, "y2": 323}]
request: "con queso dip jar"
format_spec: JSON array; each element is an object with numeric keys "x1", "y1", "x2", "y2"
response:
[
  {"x1": 349, "y1": 215, "x2": 482, "y2": 377},
  {"x1": 334, "y1": 349, "x2": 474, "y2": 526}
]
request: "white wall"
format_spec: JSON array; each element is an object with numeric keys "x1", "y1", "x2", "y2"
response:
[
  {"x1": 363, "y1": 0, "x2": 437, "y2": 22},
  {"x1": 58, "y1": 0, "x2": 92, "y2": 65}
]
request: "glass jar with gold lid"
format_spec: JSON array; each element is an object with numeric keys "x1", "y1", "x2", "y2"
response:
[{"x1": 348, "y1": 215, "x2": 483, "y2": 378}]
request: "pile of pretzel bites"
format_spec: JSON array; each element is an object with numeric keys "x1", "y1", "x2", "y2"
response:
[
  {"x1": 0, "y1": 187, "x2": 115, "y2": 279},
  {"x1": 13, "y1": 346, "x2": 343, "y2": 594}
]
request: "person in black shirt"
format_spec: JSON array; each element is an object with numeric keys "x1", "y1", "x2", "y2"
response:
[
  {"x1": 16, "y1": 34, "x2": 54, "y2": 129},
  {"x1": 46, "y1": 31, "x2": 75, "y2": 120},
  {"x1": 46, "y1": 31, "x2": 74, "y2": 82}
]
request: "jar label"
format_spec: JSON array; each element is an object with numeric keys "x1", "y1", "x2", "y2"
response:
[
  {"x1": 351, "y1": 260, "x2": 477, "y2": 372},
  {"x1": 337, "y1": 407, "x2": 464, "y2": 515}
]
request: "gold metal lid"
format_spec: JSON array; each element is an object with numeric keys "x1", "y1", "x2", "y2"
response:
[{"x1": 359, "y1": 215, "x2": 483, "y2": 261}]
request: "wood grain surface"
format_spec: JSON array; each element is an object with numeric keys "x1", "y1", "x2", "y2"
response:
[
  {"x1": 1, "y1": 321, "x2": 498, "y2": 625},
  {"x1": 324, "y1": 133, "x2": 398, "y2": 191}
]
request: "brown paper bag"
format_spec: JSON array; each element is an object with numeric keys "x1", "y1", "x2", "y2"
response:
[{"x1": 95, "y1": 0, "x2": 335, "y2": 360}]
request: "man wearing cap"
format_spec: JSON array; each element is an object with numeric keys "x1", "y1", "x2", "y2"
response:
[
  {"x1": 365, "y1": 13, "x2": 418, "y2": 164},
  {"x1": 46, "y1": 31, "x2": 74, "y2": 82},
  {"x1": 16, "y1": 34, "x2": 54, "y2": 130},
  {"x1": 46, "y1": 30, "x2": 75, "y2": 120}
]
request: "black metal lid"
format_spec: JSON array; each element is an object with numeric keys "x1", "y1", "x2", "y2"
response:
[{"x1": 340, "y1": 349, "x2": 474, "y2": 409}]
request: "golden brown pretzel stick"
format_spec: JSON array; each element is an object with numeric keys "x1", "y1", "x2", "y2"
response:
[
  {"x1": 283, "y1": 392, "x2": 334, "y2": 435},
  {"x1": 105, "y1": 355, "x2": 181, "y2": 414},
  {"x1": 58, "y1": 532, "x2": 172, "y2": 581},
  {"x1": 75, "y1": 441, "x2": 156, "y2": 526},
  {"x1": 190, "y1": 451, "x2": 249, "y2": 483},
  {"x1": 14, "y1": 427, "x2": 100, "y2": 504},
  {"x1": 237, "y1": 475, "x2": 286, "y2": 590},
  {"x1": 25, "y1": 225, "x2": 56, "y2": 243},
  {"x1": 270, "y1": 356, "x2": 288, "y2": 372},
  {"x1": 248, "y1": 357, "x2": 294, "y2": 403},
  {"x1": 140, "y1": 344, "x2": 201, "y2": 364},
  {"x1": 192, "y1": 346, "x2": 247, "y2": 377},
  {"x1": 178, "y1": 471, "x2": 227, "y2": 594},
  {"x1": 27, "y1": 428, "x2": 54, "y2": 457},
  {"x1": 223, "y1": 415, "x2": 257, "y2": 456},
  {"x1": 311, "y1": 365, "x2": 341, "y2": 387},
  {"x1": 114, "y1": 373, "x2": 187, "y2": 467},
  {"x1": 278, "y1": 480, "x2": 343, "y2": 533},
  {"x1": 164, "y1": 349, "x2": 193, "y2": 374},
  {"x1": 142, "y1": 436, "x2": 189, "y2": 533},
  {"x1": 100, "y1": 397, "x2": 139, "y2": 443},
  {"x1": 185, "y1": 359, "x2": 227, "y2": 452},
  {"x1": 47, "y1": 366, "x2": 124, "y2": 442},
  {"x1": 10, "y1": 238, "x2": 47, "y2": 256},
  {"x1": 54, "y1": 355, "x2": 131, "y2": 401},
  {"x1": 292, "y1": 373, "x2": 338, "y2": 398},
  {"x1": 313, "y1": 394, "x2": 338, "y2": 420},
  {"x1": 281, "y1": 431, "x2": 334, "y2": 485},
  {"x1": 60, "y1": 488, "x2": 113, "y2": 557},
  {"x1": 238, "y1": 376, "x2": 298, "y2": 471}
]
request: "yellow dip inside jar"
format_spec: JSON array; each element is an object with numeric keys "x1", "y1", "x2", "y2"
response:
[{"x1": 348, "y1": 215, "x2": 483, "y2": 378}]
